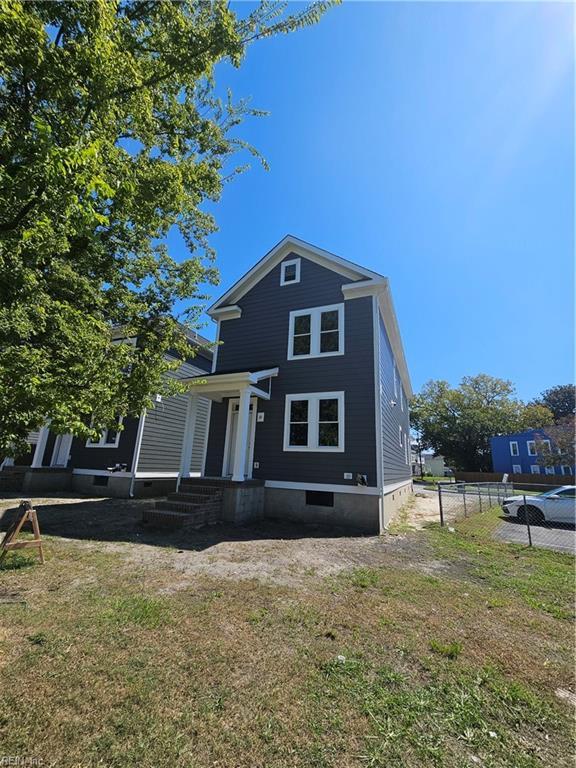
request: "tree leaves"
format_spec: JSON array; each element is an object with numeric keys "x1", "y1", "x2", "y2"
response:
[{"x1": 0, "y1": 0, "x2": 338, "y2": 454}]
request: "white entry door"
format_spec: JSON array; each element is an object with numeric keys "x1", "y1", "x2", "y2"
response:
[
  {"x1": 51, "y1": 434, "x2": 73, "y2": 467},
  {"x1": 223, "y1": 398, "x2": 257, "y2": 479}
]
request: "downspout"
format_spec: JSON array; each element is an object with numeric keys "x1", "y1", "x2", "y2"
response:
[{"x1": 128, "y1": 410, "x2": 147, "y2": 498}]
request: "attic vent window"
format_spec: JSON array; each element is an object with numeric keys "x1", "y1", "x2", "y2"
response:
[{"x1": 280, "y1": 258, "x2": 301, "y2": 286}]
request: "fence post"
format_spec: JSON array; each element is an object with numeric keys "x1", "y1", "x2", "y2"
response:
[
  {"x1": 523, "y1": 493, "x2": 532, "y2": 547},
  {"x1": 478, "y1": 485, "x2": 483, "y2": 513},
  {"x1": 438, "y1": 485, "x2": 444, "y2": 526},
  {"x1": 487, "y1": 484, "x2": 492, "y2": 508},
  {"x1": 462, "y1": 486, "x2": 467, "y2": 518}
]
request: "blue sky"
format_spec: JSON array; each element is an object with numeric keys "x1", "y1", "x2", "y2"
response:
[{"x1": 169, "y1": 1, "x2": 574, "y2": 402}]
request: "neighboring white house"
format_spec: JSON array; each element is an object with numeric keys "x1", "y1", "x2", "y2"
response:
[{"x1": 411, "y1": 451, "x2": 447, "y2": 477}]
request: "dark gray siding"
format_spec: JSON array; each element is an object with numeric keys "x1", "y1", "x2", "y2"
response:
[
  {"x1": 137, "y1": 361, "x2": 211, "y2": 474},
  {"x1": 68, "y1": 417, "x2": 140, "y2": 470},
  {"x1": 379, "y1": 315, "x2": 411, "y2": 486},
  {"x1": 206, "y1": 254, "x2": 377, "y2": 486}
]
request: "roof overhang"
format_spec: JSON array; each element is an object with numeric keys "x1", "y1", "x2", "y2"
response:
[
  {"x1": 342, "y1": 278, "x2": 412, "y2": 398},
  {"x1": 183, "y1": 368, "x2": 279, "y2": 402},
  {"x1": 208, "y1": 235, "x2": 384, "y2": 317}
]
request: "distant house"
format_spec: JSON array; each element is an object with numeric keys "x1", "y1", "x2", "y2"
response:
[
  {"x1": 490, "y1": 429, "x2": 575, "y2": 477},
  {"x1": 410, "y1": 449, "x2": 447, "y2": 477}
]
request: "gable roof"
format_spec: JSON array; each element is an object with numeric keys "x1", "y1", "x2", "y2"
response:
[
  {"x1": 207, "y1": 235, "x2": 384, "y2": 313},
  {"x1": 208, "y1": 235, "x2": 412, "y2": 398}
]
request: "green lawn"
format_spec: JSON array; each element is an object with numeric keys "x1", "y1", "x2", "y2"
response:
[{"x1": 0, "y1": 512, "x2": 573, "y2": 767}]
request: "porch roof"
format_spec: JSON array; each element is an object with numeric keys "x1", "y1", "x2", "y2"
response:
[{"x1": 182, "y1": 367, "x2": 279, "y2": 402}]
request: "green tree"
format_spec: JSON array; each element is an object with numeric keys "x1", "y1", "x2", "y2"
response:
[
  {"x1": 531, "y1": 384, "x2": 576, "y2": 423},
  {"x1": 0, "y1": 0, "x2": 336, "y2": 454},
  {"x1": 410, "y1": 374, "x2": 553, "y2": 472},
  {"x1": 534, "y1": 416, "x2": 575, "y2": 471}
]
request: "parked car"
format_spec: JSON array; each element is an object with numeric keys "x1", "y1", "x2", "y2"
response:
[{"x1": 501, "y1": 486, "x2": 576, "y2": 525}]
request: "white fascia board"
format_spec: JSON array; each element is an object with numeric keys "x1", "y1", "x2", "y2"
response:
[
  {"x1": 207, "y1": 235, "x2": 384, "y2": 314},
  {"x1": 249, "y1": 367, "x2": 280, "y2": 383},
  {"x1": 209, "y1": 305, "x2": 242, "y2": 320},
  {"x1": 377, "y1": 286, "x2": 413, "y2": 399},
  {"x1": 72, "y1": 469, "x2": 133, "y2": 477},
  {"x1": 265, "y1": 480, "x2": 382, "y2": 495},
  {"x1": 342, "y1": 278, "x2": 388, "y2": 300}
]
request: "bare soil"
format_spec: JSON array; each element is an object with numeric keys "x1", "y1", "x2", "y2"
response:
[{"x1": 0, "y1": 493, "x2": 446, "y2": 588}]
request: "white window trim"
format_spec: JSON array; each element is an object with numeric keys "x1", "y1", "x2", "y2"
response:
[
  {"x1": 280, "y1": 258, "x2": 301, "y2": 286},
  {"x1": 398, "y1": 425, "x2": 403, "y2": 448},
  {"x1": 542, "y1": 439, "x2": 551, "y2": 453},
  {"x1": 530, "y1": 464, "x2": 540, "y2": 474},
  {"x1": 512, "y1": 464, "x2": 522, "y2": 474},
  {"x1": 527, "y1": 440, "x2": 536, "y2": 456},
  {"x1": 509, "y1": 441, "x2": 519, "y2": 456},
  {"x1": 287, "y1": 303, "x2": 344, "y2": 361},
  {"x1": 86, "y1": 417, "x2": 123, "y2": 448},
  {"x1": 393, "y1": 363, "x2": 398, "y2": 398},
  {"x1": 283, "y1": 392, "x2": 345, "y2": 452},
  {"x1": 561, "y1": 466, "x2": 573, "y2": 475},
  {"x1": 544, "y1": 466, "x2": 554, "y2": 475}
]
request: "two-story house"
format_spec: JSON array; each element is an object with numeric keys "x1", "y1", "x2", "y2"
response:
[{"x1": 162, "y1": 236, "x2": 412, "y2": 533}]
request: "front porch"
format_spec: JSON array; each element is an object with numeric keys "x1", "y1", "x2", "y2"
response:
[{"x1": 177, "y1": 367, "x2": 279, "y2": 485}]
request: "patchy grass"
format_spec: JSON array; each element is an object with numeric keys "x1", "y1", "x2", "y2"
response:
[
  {"x1": 429, "y1": 639, "x2": 462, "y2": 659},
  {"x1": 428, "y1": 509, "x2": 575, "y2": 621},
  {"x1": 0, "y1": 521, "x2": 573, "y2": 767}
]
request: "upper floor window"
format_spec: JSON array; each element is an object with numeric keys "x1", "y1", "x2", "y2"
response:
[
  {"x1": 527, "y1": 440, "x2": 537, "y2": 456},
  {"x1": 288, "y1": 304, "x2": 344, "y2": 360},
  {"x1": 86, "y1": 417, "x2": 123, "y2": 448},
  {"x1": 509, "y1": 441, "x2": 519, "y2": 456},
  {"x1": 562, "y1": 466, "x2": 573, "y2": 476},
  {"x1": 280, "y1": 259, "x2": 301, "y2": 286},
  {"x1": 283, "y1": 392, "x2": 344, "y2": 452}
]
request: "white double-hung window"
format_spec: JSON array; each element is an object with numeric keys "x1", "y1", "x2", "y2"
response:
[
  {"x1": 86, "y1": 417, "x2": 123, "y2": 448},
  {"x1": 288, "y1": 304, "x2": 344, "y2": 360},
  {"x1": 283, "y1": 392, "x2": 344, "y2": 452},
  {"x1": 509, "y1": 441, "x2": 519, "y2": 456}
]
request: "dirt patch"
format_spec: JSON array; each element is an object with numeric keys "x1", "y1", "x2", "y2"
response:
[
  {"x1": 1, "y1": 493, "x2": 446, "y2": 588},
  {"x1": 407, "y1": 489, "x2": 441, "y2": 528}
]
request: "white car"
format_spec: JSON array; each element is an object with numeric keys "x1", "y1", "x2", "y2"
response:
[{"x1": 502, "y1": 486, "x2": 576, "y2": 526}]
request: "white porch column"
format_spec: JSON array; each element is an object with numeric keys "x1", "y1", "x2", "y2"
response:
[
  {"x1": 178, "y1": 393, "x2": 199, "y2": 485},
  {"x1": 31, "y1": 425, "x2": 50, "y2": 468},
  {"x1": 231, "y1": 387, "x2": 251, "y2": 482}
]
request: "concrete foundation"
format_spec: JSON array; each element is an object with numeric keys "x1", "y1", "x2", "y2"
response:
[
  {"x1": 132, "y1": 478, "x2": 178, "y2": 498},
  {"x1": 264, "y1": 487, "x2": 381, "y2": 534},
  {"x1": 381, "y1": 481, "x2": 413, "y2": 528},
  {"x1": 221, "y1": 482, "x2": 265, "y2": 524},
  {"x1": 21, "y1": 468, "x2": 72, "y2": 494},
  {"x1": 71, "y1": 473, "x2": 132, "y2": 498}
]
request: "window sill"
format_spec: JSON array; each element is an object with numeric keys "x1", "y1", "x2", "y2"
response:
[
  {"x1": 287, "y1": 351, "x2": 345, "y2": 362},
  {"x1": 283, "y1": 445, "x2": 345, "y2": 453}
]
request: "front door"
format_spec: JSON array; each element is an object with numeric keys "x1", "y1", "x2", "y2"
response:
[
  {"x1": 223, "y1": 399, "x2": 257, "y2": 479},
  {"x1": 51, "y1": 434, "x2": 73, "y2": 467}
]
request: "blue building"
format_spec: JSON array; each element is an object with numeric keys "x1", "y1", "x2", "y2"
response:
[{"x1": 490, "y1": 429, "x2": 575, "y2": 477}]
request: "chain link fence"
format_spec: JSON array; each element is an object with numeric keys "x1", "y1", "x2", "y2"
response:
[{"x1": 437, "y1": 481, "x2": 575, "y2": 553}]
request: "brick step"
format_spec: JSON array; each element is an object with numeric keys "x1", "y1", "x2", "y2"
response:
[
  {"x1": 156, "y1": 499, "x2": 222, "y2": 514},
  {"x1": 177, "y1": 487, "x2": 225, "y2": 497},
  {"x1": 167, "y1": 492, "x2": 221, "y2": 504},
  {"x1": 143, "y1": 506, "x2": 221, "y2": 530}
]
